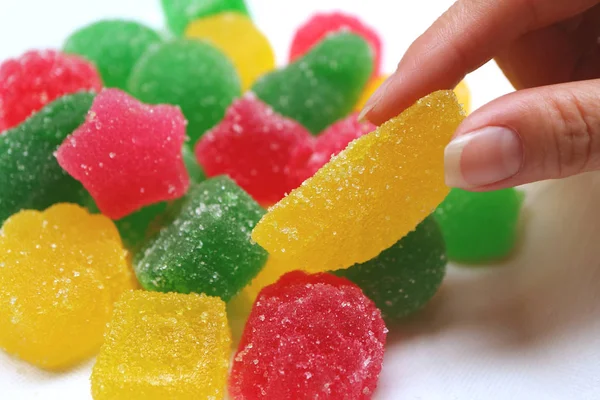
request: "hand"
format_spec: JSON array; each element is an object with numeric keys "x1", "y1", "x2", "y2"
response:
[{"x1": 360, "y1": 0, "x2": 600, "y2": 191}]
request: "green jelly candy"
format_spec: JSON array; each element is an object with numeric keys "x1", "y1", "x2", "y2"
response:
[
  {"x1": 0, "y1": 92, "x2": 94, "y2": 224},
  {"x1": 252, "y1": 32, "x2": 373, "y2": 134},
  {"x1": 63, "y1": 20, "x2": 162, "y2": 90},
  {"x1": 335, "y1": 216, "x2": 447, "y2": 322},
  {"x1": 128, "y1": 39, "x2": 241, "y2": 145},
  {"x1": 434, "y1": 188, "x2": 524, "y2": 263},
  {"x1": 182, "y1": 145, "x2": 206, "y2": 183},
  {"x1": 134, "y1": 176, "x2": 267, "y2": 301},
  {"x1": 161, "y1": 0, "x2": 250, "y2": 36}
]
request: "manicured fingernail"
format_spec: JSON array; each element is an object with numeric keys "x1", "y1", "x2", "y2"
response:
[
  {"x1": 357, "y1": 77, "x2": 391, "y2": 121},
  {"x1": 444, "y1": 126, "x2": 523, "y2": 188}
]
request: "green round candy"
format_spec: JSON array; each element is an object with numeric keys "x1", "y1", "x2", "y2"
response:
[
  {"x1": 0, "y1": 93, "x2": 95, "y2": 224},
  {"x1": 434, "y1": 188, "x2": 524, "y2": 263},
  {"x1": 128, "y1": 39, "x2": 241, "y2": 145},
  {"x1": 335, "y1": 216, "x2": 447, "y2": 322},
  {"x1": 134, "y1": 176, "x2": 267, "y2": 301},
  {"x1": 182, "y1": 145, "x2": 206, "y2": 183},
  {"x1": 161, "y1": 0, "x2": 250, "y2": 36},
  {"x1": 63, "y1": 20, "x2": 162, "y2": 90},
  {"x1": 252, "y1": 32, "x2": 373, "y2": 134}
]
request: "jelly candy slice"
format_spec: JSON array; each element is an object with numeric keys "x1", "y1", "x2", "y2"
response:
[
  {"x1": 434, "y1": 188, "x2": 524, "y2": 263},
  {"x1": 0, "y1": 50, "x2": 102, "y2": 131},
  {"x1": 128, "y1": 39, "x2": 241, "y2": 145},
  {"x1": 0, "y1": 92, "x2": 94, "y2": 224},
  {"x1": 195, "y1": 94, "x2": 313, "y2": 206},
  {"x1": 355, "y1": 75, "x2": 389, "y2": 111},
  {"x1": 252, "y1": 90, "x2": 465, "y2": 272},
  {"x1": 56, "y1": 88, "x2": 189, "y2": 220},
  {"x1": 91, "y1": 290, "x2": 230, "y2": 400},
  {"x1": 454, "y1": 80, "x2": 471, "y2": 114},
  {"x1": 134, "y1": 176, "x2": 268, "y2": 301},
  {"x1": 252, "y1": 32, "x2": 373, "y2": 134},
  {"x1": 186, "y1": 12, "x2": 275, "y2": 90},
  {"x1": 64, "y1": 20, "x2": 162, "y2": 90},
  {"x1": 229, "y1": 271, "x2": 387, "y2": 400},
  {"x1": 0, "y1": 204, "x2": 132, "y2": 370},
  {"x1": 336, "y1": 215, "x2": 447, "y2": 322},
  {"x1": 161, "y1": 0, "x2": 250, "y2": 36},
  {"x1": 289, "y1": 11, "x2": 382, "y2": 80}
]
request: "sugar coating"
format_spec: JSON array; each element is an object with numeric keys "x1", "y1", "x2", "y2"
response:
[
  {"x1": 454, "y1": 80, "x2": 471, "y2": 114},
  {"x1": 134, "y1": 176, "x2": 268, "y2": 301},
  {"x1": 289, "y1": 11, "x2": 382, "y2": 80},
  {"x1": 195, "y1": 94, "x2": 313, "y2": 206},
  {"x1": 336, "y1": 215, "x2": 447, "y2": 322},
  {"x1": 0, "y1": 204, "x2": 132, "y2": 370},
  {"x1": 128, "y1": 39, "x2": 241, "y2": 145},
  {"x1": 0, "y1": 92, "x2": 94, "y2": 224},
  {"x1": 434, "y1": 188, "x2": 524, "y2": 263},
  {"x1": 252, "y1": 90, "x2": 465, "y2": 272},
  {"x1": 56, "y1": 88, "x2": 189, "y2": 220},
  {"x1": 91, "y1": 290, "x2": 231, "y2": 400},
  {"x1": 64, "y1": 19, "x2": 162, "y2": 90},
  {"x1": 355, "y1": 74, "x2": 389, "y2": 111},
  {"x1": 0, "y1": 50, "x2": 102, "y2": 131},
  {"x1": 229, "y1": 271, "x2": 387, "y2": 400},
  {"x1": 186, "y1": 12, "x2": 275, "y2": 90},
  {"x1": 161, "y1": 0, "x2": 250, "y2": 37},
  {"x1": 252, "y1": 32, "x2": 373, "y2": 134}
]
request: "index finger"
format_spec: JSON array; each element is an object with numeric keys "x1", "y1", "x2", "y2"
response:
[{"x1": 360, "y1": 0, "x2": 599, "y2": 125}]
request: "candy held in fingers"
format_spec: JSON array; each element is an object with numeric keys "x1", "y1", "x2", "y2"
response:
[
  {"x1": 252, "y1": 32, "x2": 373, "y2": 134},
  {"x1": 355, "y1": 75, "x2": 389, "y2": 111},
  {"x1": 63, "y1": 20, "x2": 162, "y2": 90},
  {"x1": 0, "y1": 92, "x2": 94, "y2": 224},
  {"x1": 0, "y1": 204, "x2": 133, "y2": 370},
  {"x1": 454, "y1": 80, "x2": 471, "y2": 114},
  {"x1": 91, "y1": 290, "x2": 230, "y2": 400},
  {"x1": 56, "y1": 88, "x2": 189, "y2": 220},
  {"x1": 161, "y1": 0, "x2": 250, "y2": 37},
  {"x1": 134, "y1": 176, "x2": 268, "y2": 301},
  {"x1": 195, "y1": 94, "x2": 313, "y2": 205},
  {"x1": 252, "y1": 90, "x2": 465, "y2": 272},
  {"x1": 229, "y1": 271, "x2": 387, "y2": 400},
  {"x1": 434, "y1": 188, "x2": 524, "y2": 263}
]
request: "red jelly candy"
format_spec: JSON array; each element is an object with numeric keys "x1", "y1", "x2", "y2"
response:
[
  {"x1": 290, "y1": 113, "x2": 376, "y2": 187},
  {"x1": 229, "y1": 271, "x2": 387, "y2": 400},
  {"x1": 56, "y1": 88, "x2": 189, "y2": 219},
  {"x1": 0, "y1": 50, "x2": 102, "y2": 132},
  {"x1": 195, "y1": 93, "x2": 312, "y2": 206},
  {"x1": 289, "y1": 12, "x2": 382, "y2": 79}
]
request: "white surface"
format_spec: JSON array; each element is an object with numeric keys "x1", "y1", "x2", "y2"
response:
[{"x1": 2, "y1": 1, "x2": 599, "y2": 399}]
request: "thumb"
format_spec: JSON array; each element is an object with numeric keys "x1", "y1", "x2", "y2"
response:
[{"x1": 445, "y1": 79, "x2": 600, "y2": 190}]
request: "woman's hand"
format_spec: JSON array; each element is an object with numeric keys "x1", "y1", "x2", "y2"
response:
[{"x1": 360, "y1": 0, "x2": 600, "y2": 191}]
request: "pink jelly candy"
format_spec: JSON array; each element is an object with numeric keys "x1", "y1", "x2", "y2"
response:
[
  {"x1": 289, "y1": 113, "x2": 376, "y2": 187},
  {"x1": 195, "y1": 93, "x2": 312, "y2": 206},
  {"x1": 289, "y1": 12, "x2": 382, "y2": 79},
  {"x1": 229, "y1": 271, "x2": 387, "y2": 400},
  {"x1": 0, "y1": 50, "x2": 102, "y2": 132},
  {"x1": 56, "y1": 88, "x2": 189, "y2": 219}
]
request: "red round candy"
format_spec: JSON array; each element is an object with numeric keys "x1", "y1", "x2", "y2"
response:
[
  {"x1": 195, "y1": 93, "x2": 313, "y2": 206},
  {"x1": 56, "y1": 88, "x2": 189, "y2": 220},
  {"x1": 0, "y1": 49, "x2": 102, "y2": 132},
  {"x1": 289, "y1": 12, "x2": 382, "y2": 79},
  {"x1": 229, "y1": 271, "x2": 387, "y2": 400}
]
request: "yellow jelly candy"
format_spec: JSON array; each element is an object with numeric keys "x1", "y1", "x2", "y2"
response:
[
  {"x1": 454, "y1": 80, "x2": 471, "y2": 114},
  {"x1": 0, "y1": 204, "x2": 132, "y2": 370},
  {"x1": 252, "y1": 90, "x2": 465, "y2": 272},
  {"x1": 92, "y1": 290, "x2": 231, "y2": 400},
  {"x1": 354, "y1": 74, "x2": 389, "y2": 111},
  {"x1": 186, "y1": 12, "x2": 275, "y2": 90}
]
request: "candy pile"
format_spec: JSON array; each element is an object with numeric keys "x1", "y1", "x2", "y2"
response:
[{"x1": 0, "y1": 1, "x2": 524, "y2": 399}]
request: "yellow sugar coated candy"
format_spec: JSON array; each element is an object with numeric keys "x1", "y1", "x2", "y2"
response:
[
  {"x1": 0, "y1": 203, "x2": 132, "y2": 370},
  {"x1": 185, "y1": 12, "x2": 275, "y2": 90},
  {"x1": 454, "y1": 80, "x2": 471, "y2": 114},
  {"x1": 252, "y1": 90, "x2": 465, "y2": 272},
  {"x1": 92, "y1": 290, "x2": 231, "y2": 400},
  {"x1": 354, "y1": 74, "x2": 389, "y2": 111}
]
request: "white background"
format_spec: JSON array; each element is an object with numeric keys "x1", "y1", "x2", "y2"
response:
[{"x1": 1, "y1": 1, "x2": 600, "y2": 399}]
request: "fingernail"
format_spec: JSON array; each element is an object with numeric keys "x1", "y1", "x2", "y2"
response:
[
  {"x1": 357, "y1": 77, "x2": 391, "y2": 122},
  {"x1": 444, "y1": 126, "x2": 523, "y2": 188}
]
